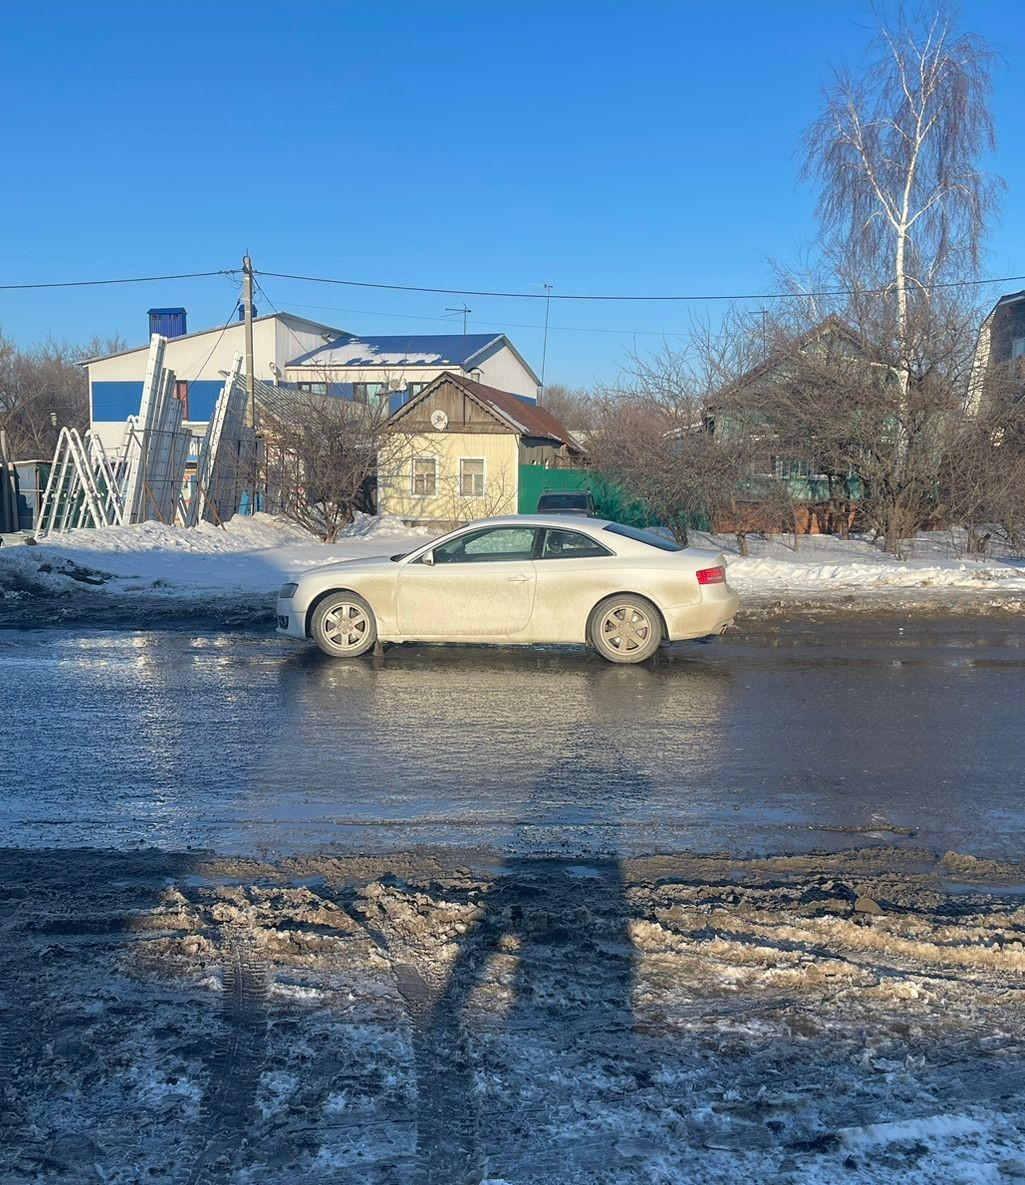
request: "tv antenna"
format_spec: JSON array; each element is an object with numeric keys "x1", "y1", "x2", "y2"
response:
[{"x1": 444, "y1": 303, "x2": 471, "y2": 334}]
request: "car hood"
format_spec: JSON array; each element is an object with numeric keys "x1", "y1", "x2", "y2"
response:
[{"x1": 297, "y1": 553, "x2": 398, "y2": 578}]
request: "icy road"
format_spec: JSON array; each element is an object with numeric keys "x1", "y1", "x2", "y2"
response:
[
  {"x1": 5, "y1": 616, "x2": 1025, "y2": 1185},
  {"x1": 2, "y1": 614, "x2": 1024, "y2": 859}
]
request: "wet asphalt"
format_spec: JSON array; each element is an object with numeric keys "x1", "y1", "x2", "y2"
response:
[{"x1": 3, "y1": 613, "x2": 1023, "y2": 860}]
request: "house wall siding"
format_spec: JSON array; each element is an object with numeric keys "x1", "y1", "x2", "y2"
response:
[
  {"x1": 377, "y1": 432, "x2": 519, "y2": 525},
  {"x1": 472, "y1": 345, "x2": 538, "y2": 400}
]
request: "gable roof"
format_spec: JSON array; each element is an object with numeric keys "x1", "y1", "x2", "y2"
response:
[
  {"x1": 388, "y1": 372, "x2": 580, "y2": 450},
  {"x1": 710, "y1": 315, "x2": 868, "y2": 405},
  {"x1": 285, "y1": 332, "x2": 540, "y2": 384},
  {"x1": 79, "y1": 312, "x2": 348, "y2": 366}
]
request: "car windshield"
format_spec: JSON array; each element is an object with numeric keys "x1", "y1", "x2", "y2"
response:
[
  {"x1": 539, "y1": 493, "x2": 589, "y2": 508},
  {"x1": 603, "y1": 523, "x2": 685, "y2": 552}
]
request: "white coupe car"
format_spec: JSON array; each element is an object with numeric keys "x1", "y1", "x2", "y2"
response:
[{"x1": 276, "y1": 516, "x2": 738, "y2": 664}]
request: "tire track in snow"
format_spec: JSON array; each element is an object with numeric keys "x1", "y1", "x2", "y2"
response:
[{"x1": 186, "y1": 930, "x2": 270, "y2": 1185}]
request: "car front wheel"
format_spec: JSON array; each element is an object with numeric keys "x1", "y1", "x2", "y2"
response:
[
  {"x1": 310, "y1": 592, "x2": 378, "y2": 658},
  {"x1": 589, "y1": 595, "x2": 663, "y2": 663}
]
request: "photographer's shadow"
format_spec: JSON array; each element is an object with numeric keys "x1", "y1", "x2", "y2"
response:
[{"x1": 403, "y1": 732, "x2": 644, "y2": 1184}]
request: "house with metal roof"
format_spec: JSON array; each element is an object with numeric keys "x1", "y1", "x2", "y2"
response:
[
  {"x1": 285, "y1": 333, "x2": 541, "y2": 409},
  {"x1": 377, "y1": 371, "x2": 581, "y2": 527}
]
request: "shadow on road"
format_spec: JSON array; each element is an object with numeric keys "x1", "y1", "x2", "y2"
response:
[{"x1": 387, "y1": 732, "x2": 645, "y2": 1183}]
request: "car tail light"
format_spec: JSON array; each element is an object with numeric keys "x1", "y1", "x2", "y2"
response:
[{"x1": 696, "y1": 565, "x2": 726, "y2": 585}]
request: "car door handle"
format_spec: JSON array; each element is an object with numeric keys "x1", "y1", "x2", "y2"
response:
[{"x1": 506, "y1": 574, "x2": 531, "y2": 582}]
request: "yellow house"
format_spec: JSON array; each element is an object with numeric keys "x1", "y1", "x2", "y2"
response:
[{"x1": 378, "y1": 372, "x2": 581, "y2": 527}]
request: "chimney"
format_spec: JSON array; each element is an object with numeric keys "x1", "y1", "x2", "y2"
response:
[{"x1": 147, "y1": 308, "x2": 188, "y2": 338}]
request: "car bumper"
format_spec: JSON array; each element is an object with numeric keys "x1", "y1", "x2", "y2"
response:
[
  {"x1": 275, "y1": 597, "x2": 308, "y2": 639},
  {"x1": 664, "y1": 587, "x2": 740, "y2": 641}
]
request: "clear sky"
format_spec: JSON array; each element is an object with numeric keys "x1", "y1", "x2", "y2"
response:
[{"x1": 0, "y1": 0, "x2": 1021, "y2": 388}]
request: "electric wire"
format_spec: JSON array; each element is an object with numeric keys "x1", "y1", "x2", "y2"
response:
[
  {"x1": 0, "y1": 270, "x2": 235, "y2": 292},
  {"x1": 0, "y1": 265, "x2": 1020, "y2": 304},
  {"x1": 277, "y1": 299, "x2": 683, "y2": 337},
  {"x1": 256, "y1": 269, "x2": 1025, "y2": 303}
]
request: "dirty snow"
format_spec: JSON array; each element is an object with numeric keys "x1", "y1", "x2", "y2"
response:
[
  {"x1": 5, "y1": 845, "x2": 1025, "y2": 1183},
  {"x1": 2, "y1": 515, "x2": 1024, "y2": 616}
]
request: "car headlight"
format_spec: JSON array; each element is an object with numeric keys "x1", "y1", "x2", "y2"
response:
[{"x1": 278, "y1": 582, "x2": 299, "y2": 599}]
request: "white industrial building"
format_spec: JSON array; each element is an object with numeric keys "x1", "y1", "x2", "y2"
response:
[{"x1": 84, "y1": 314, "x2": 542, "y2": 452}]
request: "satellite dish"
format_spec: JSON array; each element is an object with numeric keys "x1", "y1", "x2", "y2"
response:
[{"x1": 430, "y1": 410, "x2": 449, "y2": 431}]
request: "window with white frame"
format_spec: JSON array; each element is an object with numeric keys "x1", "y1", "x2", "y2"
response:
[
  {"x1": 411, "y1": 457, "x2": 437, "y2": 496},
  {"x1": 459, "y1": 457, "x2": 485, "y2": 497}
]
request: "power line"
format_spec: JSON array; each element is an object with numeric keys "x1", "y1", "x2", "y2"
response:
[
  {"x1": 256, "y1": 268, "x2": 1025, "y2": 303},
  {"x1": 0, "y1": 269, "x2": 235, "y2": 292},
  {"x1": 0, "y1": 264, "x2": 1019, "y2": 303},
  {"x1": 278, "y1": 298, "x2": 692, "y2": 337}
]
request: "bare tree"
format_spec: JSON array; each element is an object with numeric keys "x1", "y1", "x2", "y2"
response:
[
  {"x1": 258, "y1": 393, "x2": 402, "y2": 543},
  {"x1": 0, "y1": 334, "x2": 93, "y2": 460},
  {"x1": 585, "y1": 341, "x2": 790, "y2": 553},
  {"x1": 940, "y1": 368, "x2": 1025, "y2": 555},
  {"x1": 802, "y1": 5, "x2": 1002, "y2": 470},
  {"x1": 540, "y1": 383, "x2": 598, "y2": 433}
]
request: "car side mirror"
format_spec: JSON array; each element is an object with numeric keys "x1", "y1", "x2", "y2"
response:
[{"x1": 421, "y1": 550, "x2": 435, "y2": 566}]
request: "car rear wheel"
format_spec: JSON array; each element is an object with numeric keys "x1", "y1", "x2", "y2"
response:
[
  {"x1": 589, "y1": 595, "x2": 663, "y2": 663},
  {"x1": 310, "y1": 592, "x2": 378, "y2": 658}
]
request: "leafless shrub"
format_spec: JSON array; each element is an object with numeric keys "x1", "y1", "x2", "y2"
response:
[{"x1": 258, "y1": 394, "x2": 403, "y2": 543}]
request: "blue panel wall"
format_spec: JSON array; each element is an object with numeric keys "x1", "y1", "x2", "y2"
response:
[
  {"x1": 91, "y1": 379, "x2": 224, "y2": 423},
  {"x1": 91, "y1": 381, "x2": 143, "y2": 421},
  {"x1": 178, "y1": 381, "x2": 223, "y2": 421}
]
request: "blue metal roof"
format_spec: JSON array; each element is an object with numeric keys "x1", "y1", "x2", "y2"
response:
[{"x1": 286, "y1": 333, "x2": 502, "y2": 369}]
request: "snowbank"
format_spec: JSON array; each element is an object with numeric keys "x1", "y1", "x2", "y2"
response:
[
  {"x1": 0, "y1": 513, "x2": 434, "y2": 602},
  {"x1": 688, "y1": 529, "x2": 1025, "y2": 605},
  {"x1": 2, "y1": 516, "x2": 1024, "y2": 616}
]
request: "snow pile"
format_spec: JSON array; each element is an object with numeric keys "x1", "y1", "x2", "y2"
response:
[
  {"x1": 24, "y1": 510, "x2": 427, "y2": 557},
  {"x1": 688, "y1": 529, "x2": 1025, "y2": 602},
  {"x1": 0, "y1": 512, "x2": 435, "y2": 605}
]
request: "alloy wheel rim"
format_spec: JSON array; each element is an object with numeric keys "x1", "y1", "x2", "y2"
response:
[
  {"x1": 600, "y1": 605, "x2": 651, "y2": 653},
  {"x1": 323, "y1": 603, "x2": 369, "y2": 650}
]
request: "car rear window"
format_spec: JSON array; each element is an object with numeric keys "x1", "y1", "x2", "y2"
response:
[
  {"x1": 538, "y1": 493, "x2": 590, "y2": 508},
  {"x1": 603, "y1": 523, "x2": 685, "y2": 552}
]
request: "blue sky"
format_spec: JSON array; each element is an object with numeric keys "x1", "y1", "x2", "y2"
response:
[{"x1": 0, "y1": 0, "x2": 1021, "y2": 388}]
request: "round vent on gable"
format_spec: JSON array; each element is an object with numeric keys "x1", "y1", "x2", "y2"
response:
[{"x1": 430, "y1": 410, "x2": 449, "y2": 431}]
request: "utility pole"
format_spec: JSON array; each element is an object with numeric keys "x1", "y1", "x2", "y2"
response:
[
  {"x1": 242, "y1": 254, "x2": 257, "y2": 514},
  {"x1": 539, "y1": 282, "x2": 553, "y2": 402},
  {"x1": 243, "y1": 254, "x2": 256, "y2": 429}
]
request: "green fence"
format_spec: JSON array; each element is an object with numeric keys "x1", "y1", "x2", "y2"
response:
[{"x1": 517, "y1": 465, "x2": 704, "y2": 530}]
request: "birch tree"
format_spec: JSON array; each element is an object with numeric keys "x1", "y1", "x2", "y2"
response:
[{"x1": 801, "y1": 5, "x2": 1001, "y2": 540}]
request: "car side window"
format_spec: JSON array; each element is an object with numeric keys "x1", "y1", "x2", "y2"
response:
[
  {"x1": 433, "y1": 526, "x2": 537, "y2": 564},
  {"x1": 538, "y1": 528, "x2": 613, "y2": 560}
]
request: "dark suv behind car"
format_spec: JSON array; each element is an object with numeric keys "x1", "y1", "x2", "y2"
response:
[{"x1": 536, "y1": 490, "x2": 597, "y2": 516}]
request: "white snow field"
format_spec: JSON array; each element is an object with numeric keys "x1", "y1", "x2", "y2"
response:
[{"x1": 2, "y1": 513, "x2": 1024, "y2": 613}]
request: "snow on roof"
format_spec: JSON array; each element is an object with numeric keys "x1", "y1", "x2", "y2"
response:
[{"x1": 286, "y1": 333, "x2": 503, "y2": 369}]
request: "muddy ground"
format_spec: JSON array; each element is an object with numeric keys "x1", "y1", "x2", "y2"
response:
[{"x1": 4, "y1": 844, "x2": 1025, "y2": 1185}]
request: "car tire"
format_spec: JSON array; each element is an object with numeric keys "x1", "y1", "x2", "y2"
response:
[
  {"x1": 310, "y1": 592, "x2": 378, "y2": 659},
  {"x1": 588, "y1": 594, "x2": 663, "y2": 664}
]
